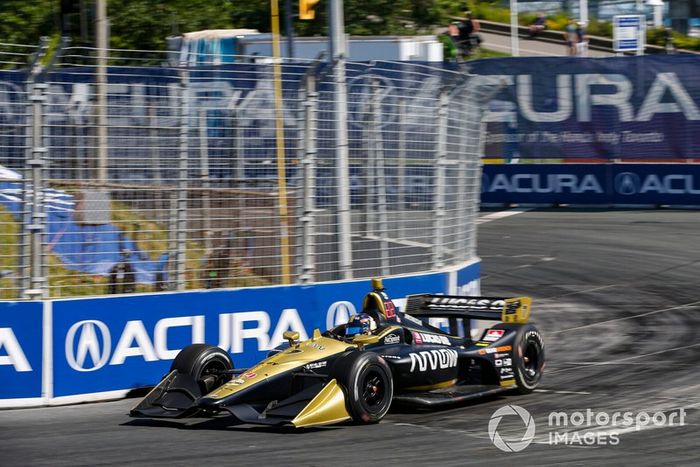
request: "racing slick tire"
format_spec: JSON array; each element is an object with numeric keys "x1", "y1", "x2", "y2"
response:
[
  {"x1": 331, "y1": 351, "x2": 394, "y2": 424},
  {"x1": 493, "y1": 323, "x2": 545, "y2": 394},
  {"x1": 171, "y1": 344, "x2": 233, "y2": 395}
]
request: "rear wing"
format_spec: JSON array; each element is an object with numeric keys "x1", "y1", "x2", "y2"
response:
[{"x1": 403, "y1": 294, "x2": 532, "y2": 324}]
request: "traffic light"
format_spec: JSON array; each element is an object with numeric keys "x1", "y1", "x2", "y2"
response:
[{"x1": 299, "y1": 0, "x2": 321, "y2": 20}]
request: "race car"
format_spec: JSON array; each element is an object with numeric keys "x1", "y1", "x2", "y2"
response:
[{"x1": 131, "y1": 278, "x2": 545, "y2": 427}]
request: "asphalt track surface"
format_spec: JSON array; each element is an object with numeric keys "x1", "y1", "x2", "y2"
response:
[{"x1": 2, "y1": 208, "x2": 699, "y2": 466}]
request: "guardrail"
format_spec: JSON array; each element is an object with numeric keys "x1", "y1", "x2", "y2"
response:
[{"x1": 478, "y1": 19, "x2": 698, "y2": 55}]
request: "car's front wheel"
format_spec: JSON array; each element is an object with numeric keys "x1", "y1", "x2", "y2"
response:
[
  {"x1": 331, "y1": 351, "x2": 393, "y2": 424},
  {"x1": 171, "y1": 344, "x2": 233, "y2": 395}
]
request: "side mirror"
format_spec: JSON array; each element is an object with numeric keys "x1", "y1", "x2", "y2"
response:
[{"x1": 283, "y1": 330, "x2": 300, "y2": 346}]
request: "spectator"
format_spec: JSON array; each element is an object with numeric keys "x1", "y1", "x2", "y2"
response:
[
  {"x1": 453, "y1": 10, "x2": 482, "y2": 59},
  {"x1": 154, "y1": 252, "x2": 169, "y2": 292},
  {"x1": 107, "y1": 249, "x2": 136, "y2": 294},
  {"x1": 528, "y1": 12, "x2": 547, "y2": 39},
  {"x1": 200, "y1": 231, "x2": 232, "y2": 289},
  {"x1": 563, "y1": 18, "x2": 577, "y2": 56},
  {"x1": 664, "y1": 27, "x2": 676, "y2": 54},
  {"x1": 575, "y1": 21, "x2": 588, "y2": 57}
]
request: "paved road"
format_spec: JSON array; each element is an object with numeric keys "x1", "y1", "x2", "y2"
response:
[
  {"x1": 1, "y1": 209, "x2": 699, "y2": 466},
  {"x1": 479, "y1": 31, "x2": 615, "y2": 57}
]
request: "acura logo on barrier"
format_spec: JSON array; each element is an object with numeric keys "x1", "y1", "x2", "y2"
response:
[
  {"x1": 615, "y1": 172, "x2": 640, "y2": 195},
  {"x1": 65, "y1": 320, "x2": 111, "y2": 372},
  {"x1": 326, "y1": 301, "x2": 356, "y2": 330}
]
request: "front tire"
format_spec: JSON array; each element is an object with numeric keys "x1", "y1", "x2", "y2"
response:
[
  {"x1": 171, "y1": 344, "x2": 233, "y2": 395},
  {"x1": 331, "y1": 352, "x2": 393, "y2": 424}
]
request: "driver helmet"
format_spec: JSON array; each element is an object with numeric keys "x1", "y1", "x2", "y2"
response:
[{"x1": 345, "y1": 313, "x2": 377, "y2": 337}]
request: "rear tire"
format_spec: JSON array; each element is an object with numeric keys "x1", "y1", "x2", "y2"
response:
[
  {"x1": 490, "y1": 323, "x2": 545, "y2": 394},
  {"x1": 511, "y1": 325, "x2": 545, "y2": 394},
  {"x1": 331, "y1": 351, "x2": 393, "y2": 424},
  {"x1": 171, "y1": 344, "x2": 233, "y2": 395}
]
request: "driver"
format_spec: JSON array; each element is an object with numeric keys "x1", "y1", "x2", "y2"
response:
[{"x1": 345, "y1": 313, "x2": 377, "y2": 337}]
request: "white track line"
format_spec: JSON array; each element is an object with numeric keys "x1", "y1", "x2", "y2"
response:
[
  {"x1": 552, "y1": 299, "x2": 700, "y2": 334},
  {"x1": 534, "y1": 389, "x2": 593, "y2": 395},
  {"x1": 546, "y1": 342, "x2": 700, "y2": 375},
  {"x1": 477, "y1": 208, "x2": 532, "y2": 224}
]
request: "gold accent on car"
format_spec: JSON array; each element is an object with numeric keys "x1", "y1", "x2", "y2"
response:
[
  {"x1": 363, "y1": 291, "x2": 388, "y2": 316},
  {"x1": 352, "y1": 333, "x2": 375, "y2": 349},
  {"x1": 499, "y1": 379, "x2": 517, "y2": 387},
  {"x1": 502, "y1": 297, "x2": 532, "y2": 324},
  {"x1": 283, "y1": 330, "x2": 300, "y2": 346},
  {"x1": 206, "y1": 336, "x2": 352, "y2": 399},
  {"x1": 206, "y1": 326, "x2": 402, "y2": 400},
  {"x1": 291, "y1": 379, "x2": 352, "y2": 427}
]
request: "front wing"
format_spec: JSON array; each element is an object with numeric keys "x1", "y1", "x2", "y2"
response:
[{"x1": 130, "y1": 370, "x2": 351, "y2": 428}]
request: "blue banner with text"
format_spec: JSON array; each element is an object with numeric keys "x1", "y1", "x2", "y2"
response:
[
  {"x1": 0, "y1": 302, "x2": 44, "y2": 400},
  {"x1": 470, "y1": 55, "x2": 700, "y2": 160},
  {"x1": 482, "y1": 164, "x2": 700, "y2": 206}
]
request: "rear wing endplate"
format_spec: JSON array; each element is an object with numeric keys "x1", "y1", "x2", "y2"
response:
[{"x1": 403, "y1": 294, "x2": 532, "y2": 324}]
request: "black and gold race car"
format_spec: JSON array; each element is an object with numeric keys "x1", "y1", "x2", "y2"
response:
[{"x1": 131, "y1": 279, "x2": 544, "y2": 427}]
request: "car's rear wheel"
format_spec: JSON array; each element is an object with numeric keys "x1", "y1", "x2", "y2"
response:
[
  {"x1": 171, "y1": 344, "x2": 233, "y2": 395},
  {"x1": 510, "y1": 324, "x2": 545, "y2": 394},
  {"x1": 331, "y1": 351, "x2": 393, "y2": 424}
]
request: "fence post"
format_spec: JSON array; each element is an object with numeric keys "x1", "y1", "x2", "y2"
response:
[
  {"x1": 433, "y1": 88, "x2": 449, "y2": 270},
  {"x1": 453, "y1": 86, "x2": 472, "y2": 261},
  {"x1": 198, "y1": 109, "x2": 212, "y2": 252},
  {"x1": 371, "y1": 78, "x2": 390, "y2": 276},
  {"x1": 363, "y1": 91, "x2": 373, "y2": 237},
  {"x1": 175, "y1": 66, "x2": 190, "y2": 290},
  {"x1": 21, "y1": 38, "x2": 60, "y2": 299},
  {"x1": 299, "y1": 70, "x2": 318, "y2": 284},
  {"x1": 397, "y1": 96, "x2": 407, "y2": 239},
  {"x1": 332, "y1": 60, "x2": 353, "y2": 280},
  {"x1": 25, "y1": 82, "x2": 48, "y2": 299}
]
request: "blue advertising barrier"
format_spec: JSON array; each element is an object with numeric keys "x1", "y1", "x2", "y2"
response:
[
  {"x1": 0, "y1": 262, "x2": 480, "y2": 405},
  {"x1": 482, "y1": 164, "x2": 700, "y2": 206},
  {"x1": 0, "y1": 302, "x2": 44, "y2": 401},
  {"x1": 610, "y1": 164, "x2": 700, "y2": 205},
  {"x1": 470, "y1": 55, "x2": 700, "y2": 160},
  {"x1": 482, "y1": 164, "x2": 609, "y2": 205}
]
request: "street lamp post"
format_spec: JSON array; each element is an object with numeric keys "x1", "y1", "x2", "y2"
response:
[{"x1": 509, "y1": 0, "x2": 519, "y2": 56}]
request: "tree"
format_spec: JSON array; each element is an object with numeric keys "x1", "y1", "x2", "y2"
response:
[
  {"x1": 0, "y1": 0, "x2": 462, "y2": 51},
  {"x1": 0, "y1": 1, "x2": 56, "y2": 45}
]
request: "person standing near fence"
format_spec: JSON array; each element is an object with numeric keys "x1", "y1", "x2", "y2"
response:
[
  {"x1": 575, "y1": 22, "x2": 588, "y2": 57},
  {"x1": 528, "y1": 12, "x2": 547, "y2": 39},
  {"x1": 563, "y1": 18, "x2": 577, "y2": 56}
]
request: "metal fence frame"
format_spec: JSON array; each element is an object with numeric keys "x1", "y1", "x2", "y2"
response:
[{"x1": 0, "y1": 41, "x2": 490, "y2": 299}]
